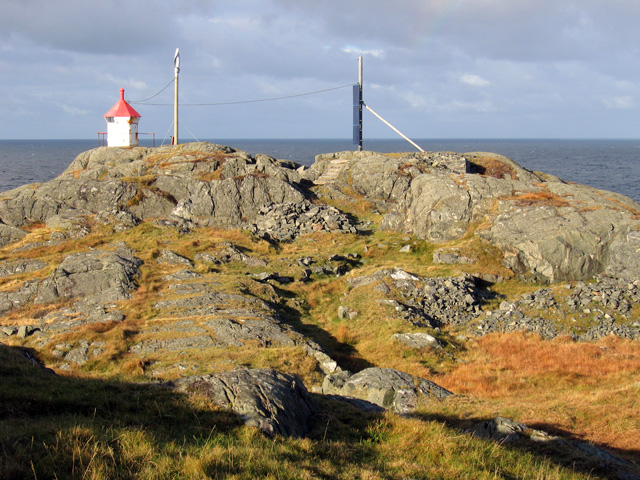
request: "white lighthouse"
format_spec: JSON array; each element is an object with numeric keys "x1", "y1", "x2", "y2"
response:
[{"x1": 103, "y1": 88, "x2": 141, "y2": 147}]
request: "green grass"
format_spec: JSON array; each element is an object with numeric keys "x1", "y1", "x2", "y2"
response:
[
  {"x1": 1, "y1": 344, "x2": 605, "y2": 480},
  {"x1": 2, "y1": 220, "x2": 639, "y2": 479}
]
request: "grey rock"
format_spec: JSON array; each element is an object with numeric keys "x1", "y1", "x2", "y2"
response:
[
  {"x1": 432, "y1": 248, "x2": 476, "y2": 265},
  {"x1": 131, "y1": 335, "x2": 220, "y2": 356},
  {"x1": 0, "y1": 259, "x2": 47, "y2": 278},
  {"x1": 163, "y1": 269, "x2": 201, "y2": 281},
  {"x1": 65, "y1": 346, "x2": 90, "y2": 365},
  {"x1": 206, "y1": 318, "x2": 296, "y2": 347},
  {"x1": 219, "y1": 242, "x2": 267, "y2": 267},
  {"x1": 305, "y1": 150, "x2": 640, "y2": 283},
  {"x1": 337, "y1": 305, "x2": 359, "y2": 320},
  {"x1": 349, "y1": 269, "x2": 484, "y2": 328},
  {"x1": 172, "y1": 368, "x2": 319, "y2": 437},
  {"x1": 470, "y1": 416, "x2": 639, "y2": 479},
  {"x1": 156, "y1": 249, "x2": 194, "y2": 267},
  {"x1": 194, "y1": 252, "x2": 221, "y2": 265},
  {"x1": 17, "y1": 325, "x2": 29, "y2": 338},
  {"x1": 392, "y1": 332, "x2": 442, "y2": 349},
  {"x1": 471, "y1": 417, "x2": 528, "y2": 443},
  {"x1": 0, "y1": 223, "x2": 26, "y2": 246},
  {"x1": 1, "y1": 326, "x2": 17, "y2": 336},
  {"x1": 0, "y1": 281, "x2": 39, "y2": 314},
  {"x1": 322, "y1": 367, "x2": 452, "y2": 414},
  {"x1": 35, "y1": 248, "x2": 142, "y2": 305},
  {"x1": 249, "y1": 201, "x2": 355, "y2": 241},
  {"x1": 95, "y1": 209, "x2": 140, "y2": 231},
  {"x1": 0, "y1": 143, "x2": 306, "y2": 231}
]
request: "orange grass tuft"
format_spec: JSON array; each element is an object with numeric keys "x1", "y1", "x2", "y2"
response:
[
  {"x1": 470, "y1": 156, "x2": 518, "y2": 180},
  {"x1": 508, "y1": 190, "x2": 570, "y2": 208}
]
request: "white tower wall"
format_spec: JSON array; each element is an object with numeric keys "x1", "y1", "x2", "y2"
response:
[{"x1": 106, "y1": 117, "x2": 139, "y2": 147}]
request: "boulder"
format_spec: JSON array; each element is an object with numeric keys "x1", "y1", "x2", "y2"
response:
[
  {"x1": 172, "y1": 369, "x2": 319, "y2": 437},
  {"x1": 322, "y1": 367, "x2": 452, "y2": 414},
  {"x1": 392, "y1": 332, "x2": 442, "y2": 349}
]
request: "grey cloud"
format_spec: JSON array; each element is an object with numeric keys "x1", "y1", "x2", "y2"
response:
[{"x1": 0, "y1": 0, "x2": 184, "y2": 54}]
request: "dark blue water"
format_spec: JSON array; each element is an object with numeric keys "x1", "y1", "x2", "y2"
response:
[{"x1": 1, "y1": 138, "x2": 639, "y2": 203}]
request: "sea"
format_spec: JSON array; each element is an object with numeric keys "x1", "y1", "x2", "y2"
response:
[{"x1": 0, "y1": 138, "x2": 639, "y2": 203}]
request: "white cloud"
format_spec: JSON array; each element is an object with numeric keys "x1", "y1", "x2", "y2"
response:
[
  {"x1": 447, "y1": 99, "x2": 498, "y2": 113},
  {"x1": 61, "y1": 104, "x2": 89, "y2": 116},
  {"x1": 460, "y1": 74, "x2": 490, "y2": 87},
  {"x1": 341, "y1": 46, "x2": 385, "y2": 58},
  {"x1": 104, "y1": 73, "x2": 149, "y2": 91},
  {"x1": 602, "y1": 96, "x2": 633, "y2": 110}
]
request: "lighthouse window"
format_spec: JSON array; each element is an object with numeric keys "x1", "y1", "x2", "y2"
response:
[{"x1": 106, "y1": 117, "x2": 115, "y2": 123}]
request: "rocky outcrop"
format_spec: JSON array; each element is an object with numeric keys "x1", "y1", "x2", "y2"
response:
[
  {"x1": 322, "y1": 367, "x2": 452, "y2": 414},
  {"x1": 474, "y1": 276, "x2": 640, "y2": 340},
  {"x1": 348, "y1": 268, "x2": 485, "y2": 328},
  {"x1": 172, "y1": 368, "x2": 319, "y2": 437},
  {"x1": 34, "y1": 245, "x2": 142, "y2": 305},
  {"x1": 0, "y1": 143, "x2": 307, "y2": 231},
  {"x1": 130, "y1": 268, "x2": 340, "y2": 375},
  {"x1": 309, "y1": 149, "x2": 640, "y2": 283},
  {"x1": 380, "y1": 154, "x2": 640, "y2": 283},
  {"x1": 305, "y1": 150, "x2": 468, "y2": 211},
  {"x1": 2, "y1": 143, "x2": 640, "y2": 282},
  {"x1": 248, "y1": 201, "x2": 357, "y2": 241}
]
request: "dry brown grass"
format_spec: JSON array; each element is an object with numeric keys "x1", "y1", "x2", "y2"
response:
[
  {"x1": 469, "y1": 156, "x2": 518, "y2": 180},
  {"x1": 143, "y1": 149, "x2": 228, "y2": 170},
  {"x1": 195, "y1": 169, "x2": 224, "y2": 181},
  {"x1": 436, "y1": 332, "x2": 640, "y2": 456},
  {"x1": 596, "y1": 193, "x2": 640, "y2": 219},
  {"x1": 508, "y1": 190, "x2": 570, "y2": 208}
]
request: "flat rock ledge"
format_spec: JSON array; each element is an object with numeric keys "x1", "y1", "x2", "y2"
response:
[
  {"x1": 322, "y1": 367, "x2": 453, "y2": 414},
  {"x1": 172, "y1": 368, "x2": 319, "y2": 438}
]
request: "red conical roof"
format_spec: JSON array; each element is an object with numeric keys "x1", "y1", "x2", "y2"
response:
[{"x1": 104, "y1": 88, "x2": 141, "y2": 118}]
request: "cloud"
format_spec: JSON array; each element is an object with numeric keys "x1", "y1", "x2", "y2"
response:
[
  {"x1": 602, "y1": 96, "x2": 633, "y2": 110},
  {"x1": 341, "y1": 46, "x2": 385, "y2": 58},
  {"x1": 460, "y1": 74, "x2": 490, "y2": 87},
  {"x1": 1, "y1": 0, "x2": 640, "y2": 139}
]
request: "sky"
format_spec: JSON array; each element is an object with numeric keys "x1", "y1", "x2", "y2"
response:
[{"x1": 1, "y1": 0, "x2": 639, "y2": 140}]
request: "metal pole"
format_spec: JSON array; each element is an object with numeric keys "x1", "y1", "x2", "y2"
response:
[
  {"x1": 357, "y1": 56, "x2": 363, "y2": 151},
  {"x1": 364, "y1": 103, "x2": 425, "y2": 152},
  {"x1": 173, "y1": 48, "x2": 180, "y2": 145}
]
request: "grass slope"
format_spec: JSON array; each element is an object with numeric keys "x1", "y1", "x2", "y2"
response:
[{"x1": 1, "y1": 206, "x2": 639, "y2": 478}]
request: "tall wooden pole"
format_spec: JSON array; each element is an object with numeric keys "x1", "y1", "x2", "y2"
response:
[{"x1": 173, "y1": 48, "x2": 180, "y2": 145}]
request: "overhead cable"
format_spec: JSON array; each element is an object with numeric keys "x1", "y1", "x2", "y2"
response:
[
  {"x1": 135, "y1": 83, "x2": 355, "y2": 106},
  {"x1": 130, "y1": 78, "x2": 175, "y2": 104}
]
